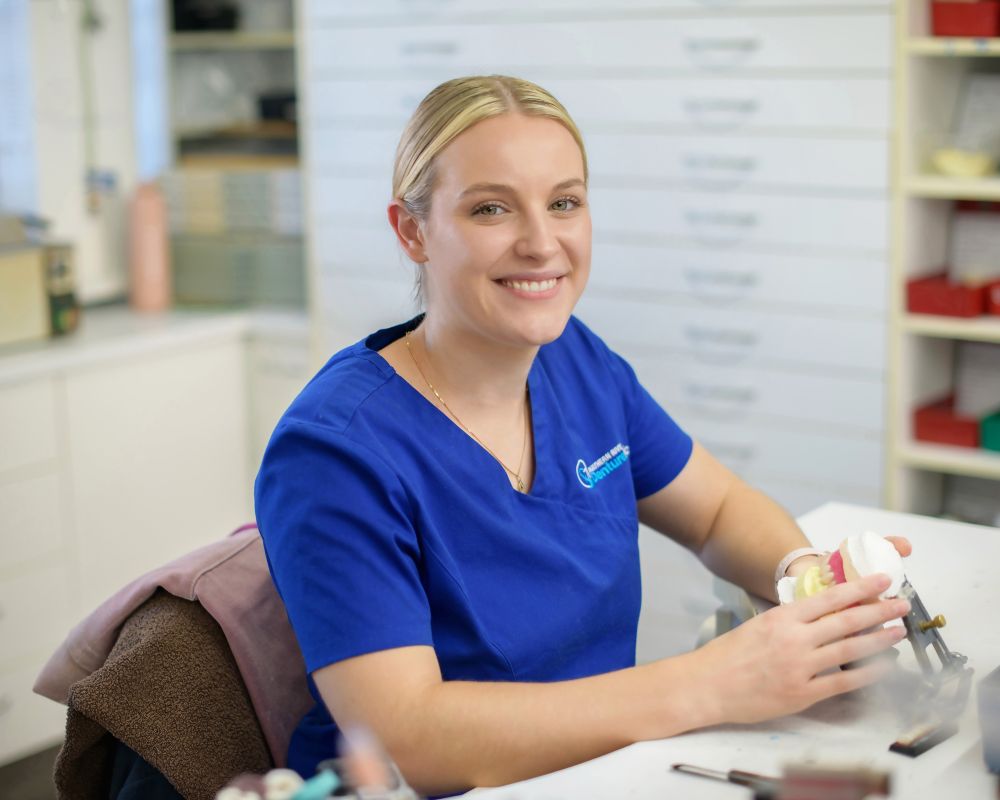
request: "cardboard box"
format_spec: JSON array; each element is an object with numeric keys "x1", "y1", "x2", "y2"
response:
[{"x1": 0, "y1": 243, "x2": 78, "y2": 347}]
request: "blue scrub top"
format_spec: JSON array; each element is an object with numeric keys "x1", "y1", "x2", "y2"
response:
[{"x1": 254, "y1": 315, "x2": 693, "y2": 780}]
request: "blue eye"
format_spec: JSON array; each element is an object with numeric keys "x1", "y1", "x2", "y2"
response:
[
  {"x1": 551, "y1": 196, "x2": 582, "y2": 212},
  {"x1": 472, "y1": 203, "x2": 505, "y2": 216}
]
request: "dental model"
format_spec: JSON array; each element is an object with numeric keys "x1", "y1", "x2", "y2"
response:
[{"x1": 777, "y1": 531, "x2": 905, "y2": 605}]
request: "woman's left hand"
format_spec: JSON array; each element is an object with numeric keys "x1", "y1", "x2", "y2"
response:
[{"x1": 884, "y1": 535, "x2": 912, "y2": 558}]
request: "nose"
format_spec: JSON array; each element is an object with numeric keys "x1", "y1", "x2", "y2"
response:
[{"x1": 514, "y1": 209, "x2": 560, "y2": 262}]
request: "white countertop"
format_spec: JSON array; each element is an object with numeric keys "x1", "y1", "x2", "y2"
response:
[
  {"x1": 465, "y1": 502, "x2": 1000, "y2": 800},
  {"x1": 0, "y1": 305, "x2": 309, "y2": 386}
]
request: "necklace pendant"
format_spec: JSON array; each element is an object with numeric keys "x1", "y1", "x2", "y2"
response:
[{"x1": 516, "y1": 477, "x2": 526, "y2": 493}]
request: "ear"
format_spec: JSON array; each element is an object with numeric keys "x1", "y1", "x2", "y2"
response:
[{"x1": 387, "y1": 200, "x2": 429, "y2": 263}]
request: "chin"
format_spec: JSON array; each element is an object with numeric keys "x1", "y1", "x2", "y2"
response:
[{"x1": 509, "y1": 311, "x2": 574, "y2": 347}]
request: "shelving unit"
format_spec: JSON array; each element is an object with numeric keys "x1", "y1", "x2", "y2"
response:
[
  {"x1": 163, "y1": 2, "x2": 305, "y2": 310},
  {"x1": 167, "y1": 29, "x2": 298, "y2": 167},
  {"x1": 887, "y1": 0, "x2": 1000, "y2": 514}
]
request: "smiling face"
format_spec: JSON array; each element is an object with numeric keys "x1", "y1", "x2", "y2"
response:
[{"x1": 414, "y1": 113, "x2": 591, "y2": 349}]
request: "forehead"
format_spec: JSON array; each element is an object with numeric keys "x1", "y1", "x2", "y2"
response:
[{"x1": 433, "y1": 114, "x2": 585, "y2": 191}]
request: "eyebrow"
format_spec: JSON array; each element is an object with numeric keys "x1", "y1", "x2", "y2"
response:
[{"x1": 457, "y1": 178, "x2": 586, "y2": 199}]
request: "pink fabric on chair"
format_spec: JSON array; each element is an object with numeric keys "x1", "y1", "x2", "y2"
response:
[{"x1": 33, "y1": 525, "x2": 312, "y2": 767}]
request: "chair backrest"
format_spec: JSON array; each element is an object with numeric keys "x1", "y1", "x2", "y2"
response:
[{"x1": 34, "y1": 525, "x2": 313, "y2": 767}]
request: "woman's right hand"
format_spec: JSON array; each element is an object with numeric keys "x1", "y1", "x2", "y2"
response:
[{"x1": 690, "y1": 573, "x2": 910, "y2": 726}]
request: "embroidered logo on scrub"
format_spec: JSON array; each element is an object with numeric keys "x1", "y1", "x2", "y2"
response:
[{"x1": 576, "y1": 443, "x2": 630, "y2": 488}]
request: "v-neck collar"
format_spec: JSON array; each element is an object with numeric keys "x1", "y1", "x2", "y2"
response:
[{"x1": 362, "y1": 317, "x2": 548, "y2": 499}]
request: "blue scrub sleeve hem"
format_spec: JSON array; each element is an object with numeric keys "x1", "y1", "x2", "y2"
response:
[
  {"x1": 302, "y1": 634, "x2": 437, "y2": 675},
  {"x1": 633, "y1": 431, "x2": 694, "y2": 501}
]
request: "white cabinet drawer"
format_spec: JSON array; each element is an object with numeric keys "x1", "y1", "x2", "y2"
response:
[
  {"x1": 555, "y1": 77, "x2": 891, "y2": 134},
  {"x1": 309, "y1": 17, "x2": 891, "y2": 73},
  {"x1": 628, "y1": 352, "x2": 884, "y2": 433},
  {"x1": 0, "y1": 377, "x2": 57, "y2": 472},
  {"x1": 309, "y1": 76, "x2": 892, "y2": 134},
  {"x1": 316, "y1": 227, "x2": 411, "y2": 280},
  {"x1": 0, "y1": 472, "x2": 64, "y2": 566},
  {"x1": 576, "y1": 295, "x2": 886, "y2": 372},
  {"x1": 317, "y1": 232, "x2": 889, "y2": 317},
  {"x1": 0, "y1": 562, "x2": 74, "y2": 666},
  {"x1": 589, "y1": 242, "x2": 887, "y2": 315},
  {"x1": 310, "y1": 128, "x2": 889, "y2": 194},
  {"x1": 319, "y1": 273, "x2": 419, "y2": 344},
  {"x1": 591, "y1": 187, "x2": 888, "y2": 252},
  {"x1": 677, "y1": 414, "x2": 883, "y2": 489},
  {"x1": 0, "y1": 658, "x2": 68, "y2": 764},
  {"x1": 311, "y1": 129, "x2": 401, "y2": 175},
  {"x1": 248, "y1": 338, "x2": 311, "y2": 382},
  {"x1": 312, "y1": 0, "x2": 890, "y2": 23},
  {"x1": 312, "y1": 177, "x2": 392, "y2": 230},
  {"x1": 753, "y1": 477, "x2": 882, "y2": 518},
  {"x1": 314, "y1": 178, "x2": 890, "y2": 252},
  {"x1": 586, "y1": 133, "x2": 888, "y2": 192},
  {"x1": 67, "y1": 340, "x2": 251, "y2": 612},
  {"x1": 248, "y1": 337, "x2": 313, "y2": 471}
]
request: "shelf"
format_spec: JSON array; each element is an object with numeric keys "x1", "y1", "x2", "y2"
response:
[
  {"x1": 170, "y1": 31, "x2": 295, "y2": 51},
  {"x1": 902, "y1": 313, "x2": 1000, "y2": 342},
  {"x1": 170, "y1": 230, "x2": 303, "y2": 243},
  {"x1": 177, "y1": 153, "x2": 299, "y2": 170},
  {"x1": 907, "y1": 36, "x2": 1000, "y2": 56},
  {"x1": 904, "y1": 174, "x2": 1000, "y2": 201},
  {"x1": 174, "y1": 121, "x2": 297, "y2": 140},
  {"x1": 897, "y1": 441, "x2": 1000, "y2": 480}
]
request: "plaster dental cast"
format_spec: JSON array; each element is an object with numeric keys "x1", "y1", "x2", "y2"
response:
[
  {"x1": 778, "y1": 532, "x2": 908, "y2": 605},
  {"x1": 254, "y1": 75, "x2": 912, "y2": 798}
]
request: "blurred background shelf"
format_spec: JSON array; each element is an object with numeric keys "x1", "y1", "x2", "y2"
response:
[
  {"x1": 907, "y1": 36, "x2": 1000, "y2": 56},
  {"x1": 902, "y1": 313, "x2": 1000, "y2": 342},
  {"x1": 897, "y1": 441, "x2": 1000, "y2": 480},
  {"x1": 170, "y1": 31, "x2": 294, "y2": 50},
  {"x1": 904, "y1": 174, "x2": 1000, "y2": 200}
]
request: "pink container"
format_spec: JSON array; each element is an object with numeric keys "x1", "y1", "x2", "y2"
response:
[{"x1": 128, "y1": 182, "x2": 172, "y2": 312}]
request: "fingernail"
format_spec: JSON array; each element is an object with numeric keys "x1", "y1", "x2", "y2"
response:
[
  {"x1": 895, "y1": 600, "x2": 911, "y2": 615},
  {"x1": 892, "y1": 626, "x2": 908, "y2": 641}
]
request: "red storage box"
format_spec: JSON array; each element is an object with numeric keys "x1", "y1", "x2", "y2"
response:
[
  {"x1": 988, "y1": 280, "x2": 1000, "y2": 315},
  {"x1": 932, "y1": 1, "x2": 1000, "y2": 37},
  {"x1": 914, "y1": 396, "x2": 980, "y2": 448},
  {"x1": 907, "y1": 273, "x2": 988, "y2": 317}
]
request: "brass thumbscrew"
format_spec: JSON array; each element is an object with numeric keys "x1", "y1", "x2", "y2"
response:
[{"x1": 919, "y1": 614, "x2": 946, "y2": 632}]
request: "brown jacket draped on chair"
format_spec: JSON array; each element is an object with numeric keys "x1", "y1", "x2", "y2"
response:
[
  {"x1": 55, "y1": 590, "x2": 271, "y2": 800},
  {"x1": 34, "y1": 526, "x2": 314, "y2": 800}
]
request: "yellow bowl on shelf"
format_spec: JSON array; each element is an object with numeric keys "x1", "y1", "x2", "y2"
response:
[{"x1": 931, "y1": 148, "x2": 998, "y2": 179}]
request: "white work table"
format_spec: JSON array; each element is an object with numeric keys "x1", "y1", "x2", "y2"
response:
[{"x1": 465, "y1": 503, "x2": 1000, "y2": 800}]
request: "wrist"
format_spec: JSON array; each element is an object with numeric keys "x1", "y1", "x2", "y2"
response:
[
  {"x1": 638, "y1": 652, "x2": 720, "y2": 739},
  {"x1": 773, "y1": 546, "x2": 826, "y2": 585},
  {"x1": 784, "y1": 554, "x2": 824, "y2": 579}
]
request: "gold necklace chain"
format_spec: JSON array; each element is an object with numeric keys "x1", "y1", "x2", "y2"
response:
[{"x1": 405, "y1": 329, "x2": 529, "y2": 493}]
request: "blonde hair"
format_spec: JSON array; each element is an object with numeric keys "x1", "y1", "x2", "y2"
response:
[
  {"x1": 392, "y1": 75, "x2": 588, "y2": 304},
  {"x1": 394, "y1": 75, "x2": 588, "y2": 218}
]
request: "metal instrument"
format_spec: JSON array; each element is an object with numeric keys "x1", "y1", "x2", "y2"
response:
[{"x1": 897, "y1": 578, "x2": 974, "y2": 721}]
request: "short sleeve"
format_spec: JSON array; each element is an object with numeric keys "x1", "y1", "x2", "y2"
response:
[
  {"x1": 254, "y1": 419, "x2": 433, "y2": 673},
  {"x1": 599, "y1": 345, "x2": 693, "y2": 500}
]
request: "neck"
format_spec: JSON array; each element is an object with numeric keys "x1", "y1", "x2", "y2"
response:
[{"x1": 413, "y1": 316, "x2": 536, "y2": 414}]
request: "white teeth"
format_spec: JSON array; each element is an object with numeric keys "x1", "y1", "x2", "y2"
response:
[{"x1": 501, "y1": 278, "x2": 558, "y2": 293}]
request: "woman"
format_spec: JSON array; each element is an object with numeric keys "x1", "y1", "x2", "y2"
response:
[{"x1": 254, "y1": 75, "x2": 910, "y2": 797}]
